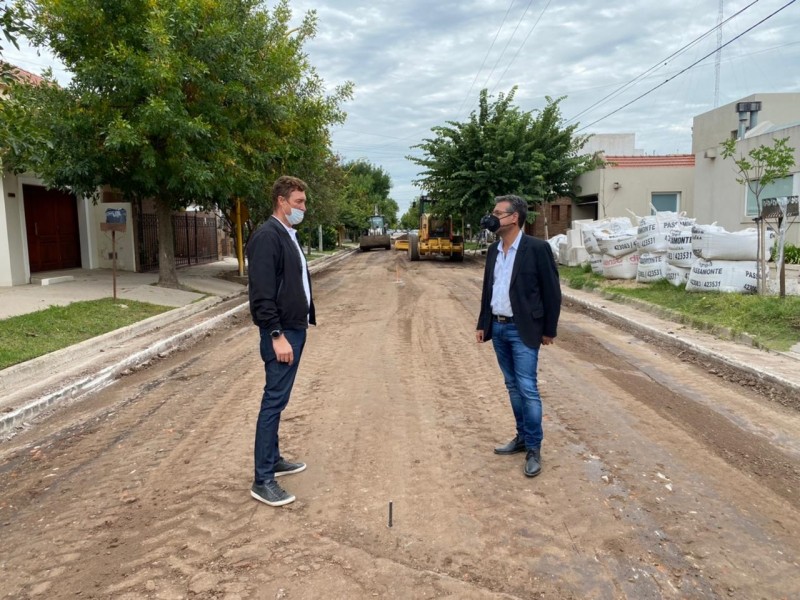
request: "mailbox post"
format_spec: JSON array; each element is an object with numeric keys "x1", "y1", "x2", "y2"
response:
[{"x1": 101, "y1": 208, "x2": 128, "y2": 300}]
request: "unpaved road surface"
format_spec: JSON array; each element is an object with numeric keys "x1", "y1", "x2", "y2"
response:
[{"x1": 2, "y1": 250, "x2": 799, "y2": 599}]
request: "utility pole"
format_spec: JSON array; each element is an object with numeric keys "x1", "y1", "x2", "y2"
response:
[{"x1": 714, "y1": 0, "x2": 723, "y2": 107}]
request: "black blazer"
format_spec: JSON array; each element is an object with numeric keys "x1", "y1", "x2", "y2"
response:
[
  {"x1": 246, "y1": 217, "x2": 316, "y2": 331},
  {"x1": 477, "y1": 233, "x2": 561, "y2": 349}
]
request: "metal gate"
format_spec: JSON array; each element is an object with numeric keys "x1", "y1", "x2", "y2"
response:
[{"x1": 137, "y1": 212, "x2": 219, "y2": 272}]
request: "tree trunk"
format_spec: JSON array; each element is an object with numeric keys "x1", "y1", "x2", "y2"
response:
[{"x1": 155, "y1": 200, "x2": 180, "y2": 289}]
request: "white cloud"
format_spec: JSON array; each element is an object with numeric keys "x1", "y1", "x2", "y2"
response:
[{"x1": 7, "y1": 0, "x2": 799, "y2": 214}]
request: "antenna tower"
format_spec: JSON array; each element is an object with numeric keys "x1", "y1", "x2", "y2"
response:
[{"x1": 714, "y1": 0, "x2": 723, "y2": 106}]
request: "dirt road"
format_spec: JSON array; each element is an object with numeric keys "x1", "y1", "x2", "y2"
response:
[{"x1": 1, "y1": 250, "x2": 799, "y2": 599}]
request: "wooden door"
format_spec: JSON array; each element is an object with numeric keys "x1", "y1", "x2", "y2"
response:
[{"x1": 23, "y1": 184, "x2": 81, "y2": 272}]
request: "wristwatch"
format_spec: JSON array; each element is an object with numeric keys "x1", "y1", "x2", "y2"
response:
[{"x1": 270, "y1": 329, "x2": 283, "y2": 339}]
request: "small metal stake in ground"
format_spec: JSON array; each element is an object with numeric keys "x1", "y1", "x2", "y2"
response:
[{"x1": 388, "y1": 501, "x2": 393, "y2": 527}]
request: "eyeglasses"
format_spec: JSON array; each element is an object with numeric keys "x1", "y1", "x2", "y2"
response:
[{"x1": 491, "y1": 210, "x2": 514, "y2": 218}]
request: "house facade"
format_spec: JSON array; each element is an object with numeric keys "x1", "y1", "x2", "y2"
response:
[
  {"x1": 692, "y1": 93, "x2": 800, "y2": 245},
  {"x1": 573, "y1": 148, "x2": 695, "y2": 223},
  {"x1": 1, "y1": 65, "x2": 224, "y2": 287}
]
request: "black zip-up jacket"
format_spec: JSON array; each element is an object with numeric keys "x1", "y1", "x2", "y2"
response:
[{"x1": 246, "y1": 216, "x2": 316, "y2": 331}]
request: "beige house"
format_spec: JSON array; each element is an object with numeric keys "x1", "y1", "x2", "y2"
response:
[
  {"x1": 1, "y1": 65, "x2": 222, "y2": 287},
  {"x1": 572, "y1": 94, "x2": 800, "y2": 245},
  {"x1": 573, "y1": 149, "x2": 695, "y2": 223},
  {"x1": 692, "y1": 93, "x2": 800, "y2": 245},
  {"x1": 1, "y1": 65, "x2": 133, "y2": 286}
]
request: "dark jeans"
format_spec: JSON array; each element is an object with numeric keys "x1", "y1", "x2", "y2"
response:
[
  {"x1": 491, "y1": 321, "x2": 543, "y2": 449},
  {"x1": 254, "y1": 327, "x2": 306, "y2": 485}
]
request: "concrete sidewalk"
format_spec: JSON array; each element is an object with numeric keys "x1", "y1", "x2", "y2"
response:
[
  {"x1": 0, "y1": 250, "x2": 356, "y2": 436},
  {"x1": 0, "y1": 257, "x2": 248, "y2": 320}
]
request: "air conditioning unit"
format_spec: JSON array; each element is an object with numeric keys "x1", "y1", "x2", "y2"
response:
[{"x1": 736, "y1": 101, "x2": 762, "y2": 113}]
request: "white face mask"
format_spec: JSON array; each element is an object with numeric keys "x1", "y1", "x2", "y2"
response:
[{"x1": 282, "y1": 200, "x2": 305, "y2": 226}]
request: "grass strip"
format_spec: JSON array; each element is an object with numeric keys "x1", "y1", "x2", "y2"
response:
[
  {"x1": 559, "y1": 266, "x2": 800, "y2": 351},
  {"x1": 0, "y1": 298, "x2": 172, "y2": 370}
]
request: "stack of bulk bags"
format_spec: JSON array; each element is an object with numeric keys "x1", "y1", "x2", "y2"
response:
[
  {"x1": 556, "y1": 227, "x2": 590, "y2": 267},
  {"x1": 581, "y1": 217, "x2": 634, "y2": 277},
  {"x1": 665, "y1": 225, "x2": 694, "y2": 286},
  {"x1": 636, "y1": 211, "x2": 695, "y2": 284},
  {"x1": 547, "y1": 234, "x2": 566, "y2": 263},
  {"x1": 685, "y1": 225, "x2": 776, "y2": 294},
  {"x1": 596, "y1": 223, "x2": 639, "y2": 280}
]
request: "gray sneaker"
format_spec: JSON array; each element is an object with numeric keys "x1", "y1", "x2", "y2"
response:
[
  {"x1": 251, "y1": 480, "x2": 295, "y2": 507},
  {"x1": 274, "y1": 459, "x2": 307, "y2": 477}
]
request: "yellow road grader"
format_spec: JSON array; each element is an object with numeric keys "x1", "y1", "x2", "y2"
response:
[{"x1": 405, "y1": 195, "x2": 464, "y2": 262}]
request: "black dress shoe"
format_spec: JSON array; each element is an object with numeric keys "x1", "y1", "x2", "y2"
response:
[
  {"x1": 524, "y1": 448, "x2": 541, "y2": 477},
  {"x1": 494, "y1": 435, "x2": 526, "y2": 455}
]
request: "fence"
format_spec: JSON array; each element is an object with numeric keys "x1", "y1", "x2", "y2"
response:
[{"x1": 137, "y1": 212, "x2": 219, "y2": 272}]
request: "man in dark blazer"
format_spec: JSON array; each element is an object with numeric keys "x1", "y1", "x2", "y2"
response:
[
  {"x1": 476, "y1": 194, "x2": 562, "y2": 477},
  {"x1": 246, "y1": 175, "x2": 315, "y2": 507}
]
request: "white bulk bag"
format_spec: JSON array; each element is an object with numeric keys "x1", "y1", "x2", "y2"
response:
[
  {"x1": 667, "y1": 226, "x2": 695, "y2": 267},
  {"x1": 602, "y1": 253, "x2": 639, "y2": 280},
  {"x1": 665, "y1": 264, "x2": 690, "y2": 287},
  {"x1": 636, "y1": 252, "x2": 669, "y2": 283},
  {"x1": 547, "y1": 234, "x2": 566, "y2": 259},
  {"x1": 596, "y1": 228, "x2": 638, "y2": 257},
  {"x1": 582, "y1": 217, "x2": 635, "y2": 254},
  {"x1": 692, "y1": 225, "x2": 776, "y2": 261},
  {"x1": 588, "y1": 253, "x2": 604, "y2": 275},
  {"x1": 637, "y1": 212, "x2": 676, "y2": 253},
  {"x1": 685, "y1": 259, "x2": 759, "y2": 294}
]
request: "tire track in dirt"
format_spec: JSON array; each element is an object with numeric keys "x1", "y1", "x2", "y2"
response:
[{"x1": 2, "y1": 251, "x2": 800, "y2": 599}]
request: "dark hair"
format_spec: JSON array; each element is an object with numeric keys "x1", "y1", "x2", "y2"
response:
[
  {"x1": 494, "y1": 194, "x2": 527, "y2": 229},
  {"x1": 272, "y1": 176, "x2": 308, "y2": 209}
]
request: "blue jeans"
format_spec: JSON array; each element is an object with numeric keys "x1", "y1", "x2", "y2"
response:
[
  {"x1": 254, "y1": 328, "x2": 306, "y2": 485},
  {"x1": 491, "y1": 321, "x2": 543, "y2": 449}
]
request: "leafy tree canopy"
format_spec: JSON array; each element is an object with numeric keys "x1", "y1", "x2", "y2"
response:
[
  {"x1": 0, "y1": 0, "x2": 352, "y2": 286},
  {"x1": 337, "y1": 160, "x2": 398, "y2": 231},
  {"x1": 408, "y1": 87, "x2": 598, "y2": 228},
  {"x1": 0, "y1": 0, "x2": 32, "y2": 85}
]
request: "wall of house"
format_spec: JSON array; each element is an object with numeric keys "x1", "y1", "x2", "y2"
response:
[
  {"x1": 0, "y1": 171, "x2": 28, "y2": 286},
  {"x1": 574, "y1": 165, "x2": 695, "y2": 223},
  {"x1": 527, "y1": 197, "x2": 572, "y2": 239},
  {"x1": 0, "y1": 170, "x2": 105, "y2": 286},
  {"x1": 582, "y1": 133, "x2": 642, "y2": 156},
  {"x1": 694, "y1": 124, "x2": 800, "y2": 244},
  {"x1": 692, "y1": 93, "x2": 800, "y2": 154}
]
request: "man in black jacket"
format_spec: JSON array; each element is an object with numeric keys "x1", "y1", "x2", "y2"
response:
[
  {"x1": 246, "y1": 176, "x2": 315, "y2": 507},
  {"x1": 476, "y1": 194, "x2": 561, "y2": 478}
]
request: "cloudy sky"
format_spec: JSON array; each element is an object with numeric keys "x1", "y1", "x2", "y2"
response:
[{"x1": 6, "y1": 0, "x2": 799, "y2": 214}]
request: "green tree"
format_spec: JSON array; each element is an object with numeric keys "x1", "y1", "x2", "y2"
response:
[
  {"x1": 721, "y1": 136, "x2": 796, "y2": 296},
  {"x1": 1, "y1": 0, "x2": 351, "y2": 287},
  {"x1": 408, "y1": 87, "x2": 597, "y2": 231},
  {"x1": 399, "y1": 205, "x2": 419, "y2": 230},
  {"x1": 337, "y1": 160, "x2": 398, "y2": 237},
  {"x1": 0, "y1": 0, "x2": 32, "y2": 85}
]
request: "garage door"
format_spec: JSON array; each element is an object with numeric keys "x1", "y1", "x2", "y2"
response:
[{"x1": 23, "y1": 184, "x2": 81, "y2": 273}]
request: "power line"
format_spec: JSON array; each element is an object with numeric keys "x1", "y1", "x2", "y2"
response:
[
  {"x1": 565, "y1": 0, "x2": 760, "y2": 125},
  {"x1": 490, "y1": 0, "x2": 552, "y2": 96},
  {"x1": 576, "y1": 0, "x2": 795, "y2": 133},
  {"x1": 456, "y1": 0, "x2": 517, "y2": 117},
  {"x1": 477, "y1": 0, "x2": 537, "y2": 99}
]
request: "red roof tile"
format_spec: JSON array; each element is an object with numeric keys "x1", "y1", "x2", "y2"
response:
[
  {"x1": 605, "y1": 155, "x2": 695, "y2": 168},
  {"x1": 1, "y1": 62, "x2": 45, "y2": 85}
]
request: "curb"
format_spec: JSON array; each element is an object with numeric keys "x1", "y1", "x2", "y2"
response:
[
  {"x1": 562, "y1": 290, "x2": 800, "y2": 397},
  {"x1": 0, "y1": 249, "x2": 356, "y2": 437},
  {"x1": 0, "y1": 295, "x2": 224, "y2": 393}
]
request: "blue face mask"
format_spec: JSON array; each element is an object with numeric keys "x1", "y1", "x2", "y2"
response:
[
  {"x1": 282, "y1": 200, "x2": 305, "y2": 225},
  {"x1": 286, "y1": 207, "x2": 305, "y2": 226}
]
